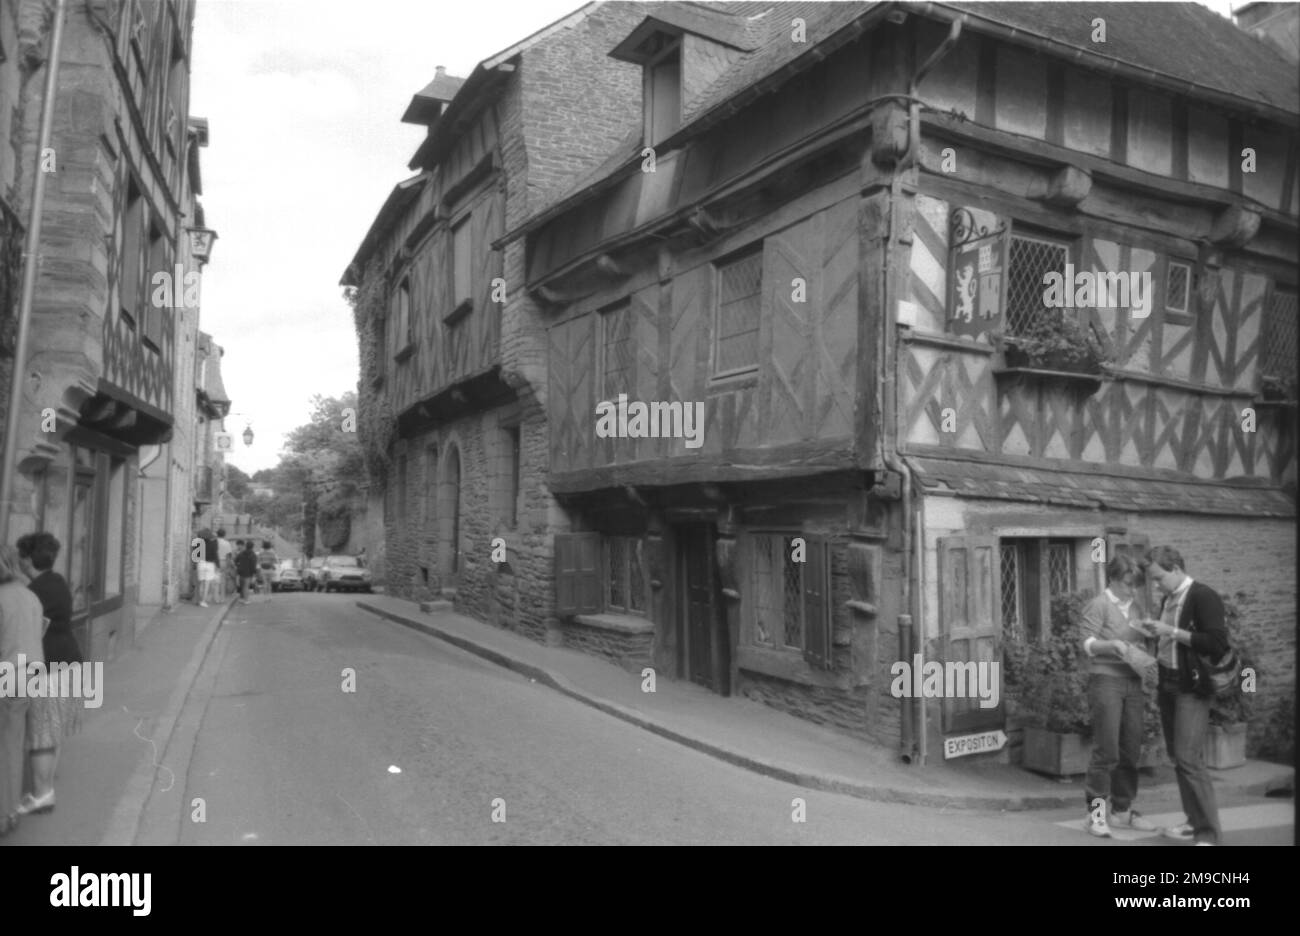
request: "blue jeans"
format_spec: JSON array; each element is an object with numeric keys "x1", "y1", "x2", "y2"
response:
[
  {"x1": 1084, "y1": 673, "x2": 1145, "y2": 813},
  {"x1": 1158, "y1": 674, "x2": 1222, "y2": 845}
]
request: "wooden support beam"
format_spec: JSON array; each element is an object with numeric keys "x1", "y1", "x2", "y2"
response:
[{"x1": 1209, "y1": 204, "x2": 1261, "y2": 248}]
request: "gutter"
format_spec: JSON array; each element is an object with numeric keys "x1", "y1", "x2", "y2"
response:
[
  {"x1": 881, "y1": 15, "x2": 963, "y2": 766},
  {"x1": 0, "y1": 0, "x2": 67, "y2": 544}
]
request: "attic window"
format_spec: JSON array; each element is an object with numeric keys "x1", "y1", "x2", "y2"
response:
[{"x1": 644, "y1": 36, "x2": 682, "y2": 147}]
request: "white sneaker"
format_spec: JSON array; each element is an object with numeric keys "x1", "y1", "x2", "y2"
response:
[
  {"x1": 1084, "y1": 814, "x2": 1112, "y2": 838},
  {"x1": 1162, "y1": 822, "x2": 1194, "y2": 841},
  {"x1": 199, "y1": 602, "x2": 209, "y2": 608},
  {"x1": 1112, "y1": 809, "x2": 1158, "y2": 831}
]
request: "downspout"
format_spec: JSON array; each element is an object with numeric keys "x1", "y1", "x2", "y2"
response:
[
  {"x1": 883, "y1": 16, "x2": 963, "y2": 766},
  {"x1": 0, "y1": 0, "x2": 67, "y2": 544}
]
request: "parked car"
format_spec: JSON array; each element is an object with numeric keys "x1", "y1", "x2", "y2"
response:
[
  {"x1": 319, "y1": 555, "x2": 372, "y2": 593},
  {"x1": 273, "y1": 559, "x2": 303, "y2": 593},
  {"x1": 301, "y1": 557, "x2": 326, "y2": 591}
]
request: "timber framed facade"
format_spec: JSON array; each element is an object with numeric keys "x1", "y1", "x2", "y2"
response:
[
  {"x1": 508, "y1": 1, "x2": 1298, "y2": 761},
  {"x1": 2, "y1": 0, "x2": 208, "y2": 657}
]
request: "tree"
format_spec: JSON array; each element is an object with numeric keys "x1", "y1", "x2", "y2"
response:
[
  {"x1": 278, "y1": 393, "x2": 365, "y2": 556},
  {"x1": 225, "y1": 463, "x2": 251, "y2": 500}
]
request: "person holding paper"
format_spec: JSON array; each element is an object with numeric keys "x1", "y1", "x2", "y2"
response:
[{"x1": 1079, "y1": 554, "x2": 1158, "y2": 838}]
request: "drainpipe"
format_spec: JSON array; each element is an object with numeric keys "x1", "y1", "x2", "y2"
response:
[
  {"x1": 882, "y1": 16, "x2": 963, "y2": 766},
  {"x1": 0, "y1": 0, "x2": 67, "y2": 545}
]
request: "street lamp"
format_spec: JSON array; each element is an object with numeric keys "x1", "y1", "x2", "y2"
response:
[
  {"x1": 186, "y1": 226, "x2": 218, "y2": 265},
  {"x1": 242, "y1": 424, "x2": 254, "y2": 447}
]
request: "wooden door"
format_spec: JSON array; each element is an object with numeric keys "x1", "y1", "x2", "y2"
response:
[
  {"x1": 938, "y1": 535, "x2": 1004, "y2": 733},
  {"x1": 679, "y1": 525, "x2": 726, "y2": 693}
]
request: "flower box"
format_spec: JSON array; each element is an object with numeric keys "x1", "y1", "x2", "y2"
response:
[
  {"x1": 1022, "y1": 727, "x2": 1164, "y2": 777},
  {"x1": 1205, "y1": 722, "x2": 1247, "y2": 770},
  {"x1": 1022, "y1": 727, "x2": 1092, "y2": 777}
]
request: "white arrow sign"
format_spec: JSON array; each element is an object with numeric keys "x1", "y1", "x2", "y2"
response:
[{"x1": 944, "y1": 729, "x2": 1008, "y2": 760}]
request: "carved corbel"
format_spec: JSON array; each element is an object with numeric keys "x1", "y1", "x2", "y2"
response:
[
  {"x1": 1043, "y1": 165, "x2": 1092, "y2": 209},
  {"x1": 714, "y1": 535, "x2": 740, "y2": 603},
  {"x1": 595, "y1": 254, "x2": 624, "y2": 279},
  {"x1": 1209, "y1": 204, "x2": 1260, "y2": 248},
  {"x1": 846, "y1": 543, "x2": 880, "y2": 620},
  {"x1": 869, "y1": 104, "x2": 909, "y2": 166},
  {"x1": 686, "y1": 206, "x2": 720, "y2": 240}
]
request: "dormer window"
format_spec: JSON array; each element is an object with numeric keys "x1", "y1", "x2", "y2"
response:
[{"x1": 644, "y1": 34, "x2": 681, "y2": 147}]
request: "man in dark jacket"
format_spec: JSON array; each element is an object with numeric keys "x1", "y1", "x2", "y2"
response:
[
  {"x1": 1141, "y1": 546, "x2": 1229, "y2": 846},
  {"x1": 234, "y1": 541, "x2": 259, "y2": 604}
]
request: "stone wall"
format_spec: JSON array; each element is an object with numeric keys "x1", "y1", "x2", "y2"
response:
[{"x1": 563, "y1": 619, "x2": 653, "y2": 674}]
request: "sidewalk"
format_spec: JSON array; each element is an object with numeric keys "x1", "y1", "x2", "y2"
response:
[
  {"x1": 358, "y1": 594, "x2": 1294, "y2": 811},
  {"x1": 2, "y1": 598, "x2": 233, "y2": 846}
]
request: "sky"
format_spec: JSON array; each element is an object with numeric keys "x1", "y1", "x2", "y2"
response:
[
  {"x1": 190, "y1": 0, "x2": 580, "y2": 473},
  {"x1": 191, "y1": 0, "x2": 1240, "y2": 474}
]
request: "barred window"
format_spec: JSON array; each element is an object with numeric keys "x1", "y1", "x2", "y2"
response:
[
  {"x1": 605, "y1": 535, "x2": 645, "y2": 615},
  {"x1": 1006, "y1": 234, "x2": 1069, "y2": 336},
  {"x1": 1263, "y1": 285, "x2": 1297, "y2": 382},
  {"x1": 600, "y1": 302, "x2": 633, "y2": 400},
  {"x1": 1000, "y1": 537, "x2": 1078, "y2": 642},
  {"x1": 714, "y1": 247, "x2": 762, "y2": 376},
  {"x1": 749, "y1": 533, "x2": 831, "y2": 661}
]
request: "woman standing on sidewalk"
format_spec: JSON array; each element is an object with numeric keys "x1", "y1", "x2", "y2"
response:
[
  {"x1": 15, "y1": 532, "x2": 83, "y2": 816},
  {"x1": 0, "y1": 545, "x2": 44, "y2": 836},
  {"x1": 1078, "y1": 554, "x2": 1158, "y2": 838}
]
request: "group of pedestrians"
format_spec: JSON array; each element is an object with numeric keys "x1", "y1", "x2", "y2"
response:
[
  {"x1": 0, "y1": 533, "x2": 82, "y2": 837},
  {"x1": 1080, "y1": 545, "x2": 1233, "y2": 846},
  {"x1": 192, "y1": 527, "x2": 278, "y2": 606}
]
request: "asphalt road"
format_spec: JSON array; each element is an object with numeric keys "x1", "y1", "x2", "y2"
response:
[{"x1": 152, "y1": 593, "x2": 1291, "y2": 846}]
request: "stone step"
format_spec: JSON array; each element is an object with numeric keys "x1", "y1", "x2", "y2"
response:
[{"x1": 420, "y1": 599, "x2": 454, "y2": 613}]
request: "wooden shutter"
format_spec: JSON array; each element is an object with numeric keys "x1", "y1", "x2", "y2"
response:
[
  {"x1": 938, "y1": 535, "x2": 1003, "y2": 732},
  {"x1": 1106, "y1": 532, "x2": 1152, "y2": 620},
  {"x1": 802, "y1": 537, "x2": 832, "y2": 670},
  {"x1": 555, "y1": 532, "x2": 600, "y2": 616}
]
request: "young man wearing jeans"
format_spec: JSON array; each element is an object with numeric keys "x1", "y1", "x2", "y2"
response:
[
  {"x1": 1141, "y1": 546, "x2": 1229, "y2": 846},
  {"x1": 1079, "y1": 554, "x2": 1158, "y2": 837}
]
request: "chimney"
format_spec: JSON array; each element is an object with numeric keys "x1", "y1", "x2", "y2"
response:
[
  {"x1": 435, "y1": 65, "x2": 446, "y2": 77},
  {"x1": 1234, "y1": 2, "x2": 1300, "y2": 62}
]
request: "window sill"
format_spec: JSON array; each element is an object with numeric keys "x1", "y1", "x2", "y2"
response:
[
  {"x1": 708, "y1": 369, "x2": 758, "y2": 390},
  {"x1": 572, "y1": 612, "x2": 654, "y2": 635},
  {"x1": 736, "y1": 644, "x2": 848, "y2": 689},
  {"x1": 444, "y1": 299, "x2": 473, "y2": 326}
]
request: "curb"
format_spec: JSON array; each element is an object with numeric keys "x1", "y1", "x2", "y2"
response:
[
  {"x1": 98, "y1": 599, "x2": 236, "y2": 846},
  {"x1": 358, "y1": 600, "x2": 1294, "y2": 812},
  {"x1": 354, "y1": 602, "x2": 1046, "y2": 811}
]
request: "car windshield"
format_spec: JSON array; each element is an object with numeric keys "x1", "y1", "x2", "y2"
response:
[
  {"x1": 328, "y1": 556, "x2": 360, "y2": 567},
  {"x1": 309, "y1": 558, "x2": 324, "y2": 568},
  {"x1": 279, "y1": 560, "x2": 299, "y2": 571}
]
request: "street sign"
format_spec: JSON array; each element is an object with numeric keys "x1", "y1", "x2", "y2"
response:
[
  {"x1": 944, "y1": 729, "x2": 1008, "y2": 760},
  {"x1": 214, "y1": 431, "x2": 234, "y2": 453}
]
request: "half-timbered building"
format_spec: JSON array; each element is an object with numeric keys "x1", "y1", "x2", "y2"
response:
[
  {"x1": 1, "y1": 0, "x2": 207, "y2": 659},
  {"x1": 508, "y1": 1, "x2": 1298, "y2": 761},
  {"x1": 344, "y1": 3, "x2": 642, "y2": 634}
]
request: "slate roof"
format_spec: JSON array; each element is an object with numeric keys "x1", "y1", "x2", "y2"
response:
[
  {"x1": 908, "y1": 456, "x2": 1296, "y2": 518},
  {"x1": 944, "y1": 2, "x2": 1300, "y2": 115},
  {"x1": 512, "y1": 0, "x2": 1299, "y2": 236}
]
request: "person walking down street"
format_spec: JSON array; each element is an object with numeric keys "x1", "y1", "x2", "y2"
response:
[
  {"x1": 216, "y1": 529, "x2": 233, "y2": 601},
  {"x1": 258, "y1": 540, "x2": 279, "y2": 602},
  {"x1": 194, "y1": 527, "x2": 217, "y2": 608},
  {"x1": 1079, "y1": 554, "x2": 1158, "y2": 838},
  {"x1": 14, "y1": 532, "x2": 83, "y2": 819},
  {"x1": 1140, "y1": 546, "x2": 1229, "y2": 846},
  {"x1": 235, "y1": 541, "x2": 259, "y2": 604},
  {"x1": 0, "y1": 545, "x2": 44, "y2": 837}
]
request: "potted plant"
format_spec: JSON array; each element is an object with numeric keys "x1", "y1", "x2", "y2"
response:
[
  {"x1": 1005, "y1": 591, "x2": 1163, "y2": 776},
  {"x1": 1001, "y1": 307, "x2": 1114, "y2": 376},
  {"x1": 1204, "y1": 596, "x2": 1253, "y2": 769},
  {"x1": 1258, "y1": 374, "x2": 1298, "y2": 405}
]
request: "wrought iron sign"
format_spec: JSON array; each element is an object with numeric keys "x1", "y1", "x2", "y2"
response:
[{"x1": 947, "y1": 208, "x2": 1008, "y2": 338}]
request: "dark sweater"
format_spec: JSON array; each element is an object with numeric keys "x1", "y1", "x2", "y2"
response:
[
  {"x1": 1158, "y1": 581, "x2": 1230, "y2": 696},
  {"x1": 28, "y1": 570, "x2": 83, "y2": 665}
]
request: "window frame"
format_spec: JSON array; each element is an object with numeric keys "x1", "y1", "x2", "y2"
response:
[
  {"x1": 393, "y1": 276, "x2": 413, "y2": 361},
  {"x1": 746, "y1": 531, "x2": 833, "y2": 668},
  {"x1": 999, "y1": 536, "x2": 1083, "y2": 644},
  {"x1": 598, "y1": 299, "x2": 634, "y2": 401},
  {"x1": 603, "y1": 534, "x2": 647, "y2": 616},
  {"x1": 1164, "y1": 258, "x2": 1195, "y2": 322},
  {"x1": 1261, "y1": 281, "x2": 1298, "y2": 384},
  {"x1": 447, "y1": 210, "x2": 474, "y2": 324},
  {"x1": 711, "y1": 244, "x2": 764, "y2": 380}
]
